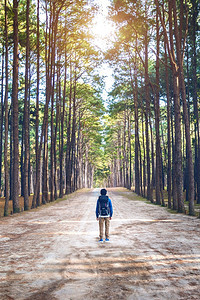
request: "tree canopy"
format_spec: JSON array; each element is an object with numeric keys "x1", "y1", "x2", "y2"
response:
[{"x1": 0, "y1": 0, "x2": 200, "y2": 216}]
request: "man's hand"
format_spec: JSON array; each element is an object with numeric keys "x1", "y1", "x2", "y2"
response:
[
  {"x1": 96, "y1": 218, "x2": 99, "y2": 221},
  {"x1": 110, "y1": 217, "x2": 112, "y2": 220}
]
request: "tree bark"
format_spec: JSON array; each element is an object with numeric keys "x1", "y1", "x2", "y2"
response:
[
  {"x1": 154, "y1": 5, "x2": 161, "y2": 205},
  {"x1": 172, "y1": 0, "x2": 194, "y2": 215},
  {"x1": 191, "y1": 0, "x2": 200, "y2": 204},
  {"x1": 0, "y1": 50, "x2": 4, "y2": 197},
  {"x1": 59, "y1": 38, "x2": 67, "y2": 198},
  {"x1": 23, "y1": 0, "x2": 30, "y2": 211},
  {"x1": 35, "y1": 0, "x2": 40, "y2": 207},
  {"x1": 156, "y1": 0, "x2": 184, "y2": 212},
  {"x1": 164, "y1": 36, "x2": 172, "y2": 209},
  {"x1": 4, "y1": 0, "x2": 9, "y2": 216},
  {"x1": 12, "y1": 0, "x2": 20, "y2": 213},
  {"x1": 134, "y1": 63, "x2": 140, "y2": 194},
  {"x1": 66, "y1": 59, "x2": 73, "y2": 194},
  {"x1": 144, "y1": 14, "x2": 151, "y2": 201}
]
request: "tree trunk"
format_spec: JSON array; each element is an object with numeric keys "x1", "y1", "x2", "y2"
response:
[
  {"x1": 191, "y1": 0, "x2": 200, "y2": 204},
  {"x1": 35, "y1": 0, "x2": 40, "y2": 207},
  {"x1": 71, "y1": 70, "x2": 77, "y2": 192},
  {"x1": 134, "y1": 65, "x2": 140, "y2": 194},
  {"x1": 128, "y1": 112, "x2": 132, "y2": 190},
  {"x1": 156, "y1": 0, "x2": 184, "y2": 212},
  {"x1": 173, "y1": 73, "x2": 184, "y2": 213},
  {"x1": 150, "y1": 121, "x2": 155, "y2": 203},
  {"x1": 129, "y1": 48, "x2": 140, "y2": 194},
  {"x1": 172, "y1": 0, "x2": 194, "y2": 215},
  {"x1": 164, "y1": 39, "x2": 172, "y2": 209},
  {"x1": 12, "y1": 0, "x2": 20, "y2": 213},
  {"x1": 59, "y1": 41, "x2": 67, "y2": 198},
  {"x1": 4, "y1": 0, "x2": 9, "y2": 216},
  {"x1": 123, "y1": 111, "x2": 126, "y2": 187},
  {"x1": 154, "y1": 5, "x2": 161, "y2": 205},
  {"x1": 21, "y1": 124, "x2": 24, "y2": 196},
  {"x1": 139, "y1": 139, "x2": 143, "y2": 196},
  {"x1": 50, "y1": 3, "x2": 58, "y2": 202},
  {"x1": 66, "y1": 59, "x2": 72, "y2": 194},
  {"x1": 144, "y1": 14, "x2": 151, "y2": 201},
  {"x1": 10, "y1": 106, "x2": 13, "y2": 201},
  {"x1": 54, "y1": 63, "x2": 61, "y2": 200},
  {"x1": 142, "y1": 112, "x2": 146, "y2": 198},
  {"x1": 23, "y1": 0, "x2": 30, "y2": 211},
  {"x1": 0, "y1": 50, "x2": 4, "y2": 197}
]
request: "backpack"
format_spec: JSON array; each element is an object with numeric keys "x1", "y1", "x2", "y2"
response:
[{"x1": 99, "y1": 195, "x2": 110, "y2": 216}]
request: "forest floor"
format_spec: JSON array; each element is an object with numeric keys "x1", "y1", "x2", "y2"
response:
[{"x1": 0, "y1": 187, "x2": 200, "y2": 300}]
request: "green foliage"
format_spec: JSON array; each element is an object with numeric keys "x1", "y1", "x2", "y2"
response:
[{"x1": 1, "y1": 0, "x2": 200, "y2": 198}]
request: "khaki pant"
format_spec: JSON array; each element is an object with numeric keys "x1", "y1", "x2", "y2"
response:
[{"x1": 99, "y1": 217, "x2": 110, "y2": 239}]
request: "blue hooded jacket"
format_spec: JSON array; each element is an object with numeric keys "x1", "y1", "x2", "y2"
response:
[{"x1": 96, "y1": 196, "x2": 113, "y2": 218}]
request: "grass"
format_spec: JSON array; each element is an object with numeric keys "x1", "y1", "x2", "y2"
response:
[
  {"x1": 114, "y1": 186, "x2": 200, "y2": 218},
  {"x1": 0, "y1": 188, "x2": 90, "y2": 218},
  {"x1": 0, "y1": 195, "x2": 36, "y2": 218},
  {"x1": 1, "y1": 186, "x2": 199, "y2": 219}
]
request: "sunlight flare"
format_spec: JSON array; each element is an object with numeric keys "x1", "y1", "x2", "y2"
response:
[{"x1": 91, "y1": 14, "x2": 115, "y2": 40}]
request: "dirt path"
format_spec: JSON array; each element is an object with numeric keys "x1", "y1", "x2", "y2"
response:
[{"x1": 0, "y1": 188, "x2": 200, "y2": 300}]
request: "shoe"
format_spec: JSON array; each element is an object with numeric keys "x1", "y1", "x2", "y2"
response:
[
  {"x1": 105, "y1": 238, "x2": 109, "y2": 242},
  {"x1": 99, "y1": 239, "x2": 103, "y2": 242}
]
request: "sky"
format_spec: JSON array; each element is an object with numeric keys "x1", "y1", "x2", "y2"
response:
[
  {"x1": 90, "y1": 0, "x2": 116, "y2": 103},
  {"x1": 37, "y1": 0, "x2": 116, "y2": 104}
]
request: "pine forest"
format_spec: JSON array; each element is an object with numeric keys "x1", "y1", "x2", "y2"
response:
[{"x1": 0, "y1": 0, "x2": 200, "y2": 217}]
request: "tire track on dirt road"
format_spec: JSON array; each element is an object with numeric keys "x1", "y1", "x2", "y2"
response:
[{"x1": 0, "y1": 188, "x2": 200, "y2": 299}]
